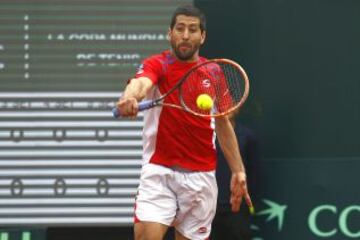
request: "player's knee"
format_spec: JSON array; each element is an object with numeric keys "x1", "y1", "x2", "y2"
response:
[
  {"x1": 134, "y1": 222, "x2": 167, "y2": 240},
  {"x1": 134, "y1": 232, "x2": 162, "y2": 240}
]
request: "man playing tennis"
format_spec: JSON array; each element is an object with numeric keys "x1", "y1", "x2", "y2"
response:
[{"x1": 117, "y1": 5, "x2": 252, "y2": 240}]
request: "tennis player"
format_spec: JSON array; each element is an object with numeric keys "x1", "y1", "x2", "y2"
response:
[{"x1": 117, "y1": 5, "x2": 252, "y2": 240}]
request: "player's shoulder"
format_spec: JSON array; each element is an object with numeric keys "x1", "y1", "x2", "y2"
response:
[
  {"x1": 199, "y1": 55, "x2": 208, "y2": 62},
  {"x1": 141, "y1": 51, "x2": 174, "y2": 73},
  {"x1": 145, "y1": 50, "x2": 172, "y2": 63},
  {"x1": 136, "y1": 50, "x2": 171, "y2": 77}
]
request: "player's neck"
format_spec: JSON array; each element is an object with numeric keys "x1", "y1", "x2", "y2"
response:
[{"x1": 170, "y1": 49, "x2": 200, "y2": 63}]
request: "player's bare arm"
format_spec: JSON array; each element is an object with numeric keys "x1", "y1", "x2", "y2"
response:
[
  {"x1": 117, "y1": 77, "x2": 153, "y2": 117},
  {"x1": 215, "y1": 116, "x2": 253, "y2": 212}
]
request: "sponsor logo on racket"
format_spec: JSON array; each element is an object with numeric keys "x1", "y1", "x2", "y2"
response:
[{"x1": 202, "y1": 79, "x2": 211, "y2": 88}]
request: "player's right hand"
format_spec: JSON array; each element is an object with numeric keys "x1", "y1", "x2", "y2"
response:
[{"x1": 116, "y1": 97, "x2": 139, "y2": 118}]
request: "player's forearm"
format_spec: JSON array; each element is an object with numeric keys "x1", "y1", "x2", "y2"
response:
[
  {"x1": 122, "y1": 77, "x2": 153, "y2": 101},
  {"x1": 215, "y1": 117, "x2": 245, "y2": 173}
]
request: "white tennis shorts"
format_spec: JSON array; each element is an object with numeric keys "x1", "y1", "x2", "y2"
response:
[{"x1": 134, "y1": 163, "x2": 218, "y2": 240}]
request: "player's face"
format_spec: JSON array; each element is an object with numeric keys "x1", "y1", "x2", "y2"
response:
[{"x1": 168, "y1": 15, "x2": 206, "y2": 62}]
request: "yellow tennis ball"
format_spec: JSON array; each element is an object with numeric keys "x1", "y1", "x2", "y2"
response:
[{"x1": 196, "y1": 94, "x2": 213, "y2": 110}]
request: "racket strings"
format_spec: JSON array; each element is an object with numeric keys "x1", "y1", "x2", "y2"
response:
[
  {"x1": 181, "y1": 61, "x2": 246, "y2": 116},
  {"x1": 216, "y1": 62, "x2": 245, "y2": 112},
  {"x1": 181, "y1": 66, "x2": 212, "y2": 114}
]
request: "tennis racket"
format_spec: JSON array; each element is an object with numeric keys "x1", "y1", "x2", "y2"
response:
[{"x1": 113, "y1": 58, "x2": 249, "y2": 118}]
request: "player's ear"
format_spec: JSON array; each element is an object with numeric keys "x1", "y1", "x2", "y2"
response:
[
  {"x1": 200, "y1": 30, "x2": 206, "y2": 45},
  {"x1": 167, "y1": 28, "x2": 171, "y2": 41}
]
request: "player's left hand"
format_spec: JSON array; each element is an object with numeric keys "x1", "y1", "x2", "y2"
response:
[{"x1": 230, "y1": 171, "x2": 253, "y2": 212}]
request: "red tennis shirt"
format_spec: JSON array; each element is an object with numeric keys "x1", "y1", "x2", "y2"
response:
[{"x1": 134, "y1": 50, "x2": 217, "y2": 171}]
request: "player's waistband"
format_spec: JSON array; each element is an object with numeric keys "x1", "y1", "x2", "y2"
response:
[{"x1": 171, "y1": 165, "x2": 194, "y2": 173}]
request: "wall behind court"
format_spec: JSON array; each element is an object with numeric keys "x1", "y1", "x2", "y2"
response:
[
  {"x1": 0, "y1": 0, "x2": 191, "y2": 228},
  {"x1": 197, "y1": 0, "x2": 360, "y2": 239}
]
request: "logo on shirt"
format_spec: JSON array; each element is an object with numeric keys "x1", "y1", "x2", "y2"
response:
[{"x1": 136, "y1": 64, "x2": 144, "y2": 74}]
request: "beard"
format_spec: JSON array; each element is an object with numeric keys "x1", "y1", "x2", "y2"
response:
[{"x1": 171, "y1": 41, "x2": 201, "y2": 61}]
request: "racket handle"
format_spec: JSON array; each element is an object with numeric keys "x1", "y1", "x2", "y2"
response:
[
  {"x1": 112, "y1": 100, "x2": 155, "y2": 118},
  {"x1": 138, "y1": 100, "x2": 155, "y2": 111},
  {"x1": 112, "y1": 108, "x2": 121, "y2": 118}
]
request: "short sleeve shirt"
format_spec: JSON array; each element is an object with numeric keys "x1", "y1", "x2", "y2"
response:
[{"x1": 135, "y1": 50, "x2": 217, "y2": 171}]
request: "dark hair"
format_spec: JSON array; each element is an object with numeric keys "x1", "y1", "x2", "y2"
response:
[{"x1": 170, "y1": 5, "x2": 206, "y2": 32}]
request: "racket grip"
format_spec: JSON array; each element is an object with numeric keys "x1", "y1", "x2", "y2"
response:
[
  {"x1": 112, "y1": 108, "x2": 121, "y2": 118},
  {"x1": 138, "y1": 99, "x2": 155, "y2": 111},
  {"x1": 112, "y1": 100, "x2": 155, "y2": 118}
]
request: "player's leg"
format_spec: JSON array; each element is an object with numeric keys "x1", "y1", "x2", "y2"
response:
[
  {"x1": 174, "y1": 230, "x2": 190, "y2": 240},
  {"x1": 134, "y1": 221, "x2": 168, "y2": 240},
  {"x1": 172, "y1": 170, "x2": 218, "y2": 240},
  {"x1": 134, "y1": 164, "x2": 177, "y2": 239}
]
